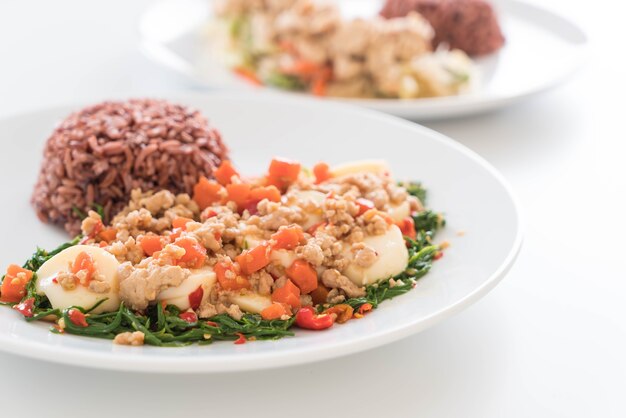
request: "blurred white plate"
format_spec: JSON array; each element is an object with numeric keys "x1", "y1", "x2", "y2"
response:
[
  {"x1": 138, "y1": 0, "x2": 587, "y2": 120},
  {"x1": 0, "y1": 92, "x2": 521, "y2": 372}
]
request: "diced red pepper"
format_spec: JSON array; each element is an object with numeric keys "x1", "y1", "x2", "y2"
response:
[
  {"x1": 260, "y1": 302, "x2": 289, "y2": 320},
  {"x1": 236, "y1": 242, "x2": 271, "y2": 275},
  {"x1": 271, "y1": 279, "x2": 301, "y2": 309},
  {"x1": 0, "y1": 265, "x2": 34, "y2": 303},
  {"x1": 205, "y1": 321, "x2": 218, "y2": 327},
  {"x1": 226, "y1": 183, "x2": 252, "y2": 210},
  {"x1": 13, "y1": 297, "x2": 35, "y2": 318},
  {"x1": 250, "y1": 185, "x2": 281, "y2": 203},
  {"x1": 271, "y1": 226, "x2": 305, "y2": 250},
  {"x1": 68, "y1": 309, "x2": 88, "y2": 327},
  {"x1": 172, "y1": 217, "x2": 194, "y2": 230},
  {"x1": 286, "y1": 260, "x2": 318, "y2": 294},
  {"x1": 313, "y1": 162, "x2": 331, "y2": 184},
  {"x1": 267, "y1": 157, "x2": 301, "y2": 191},
  {"x1": 140, "y1": 235, "x2": 164, "y2": 256},
  {"x1": 193, "y1": 177, "x2": 225, "y2": 210},
  {"x1": 188, "y1": 286, "x2": 204, "y2": 311},
  {"x1": 214, "y1": 160, "x2": 240, "y2": 186},
  {"x1": 295, "y1": 306, "x2": 334, "y2": 330},
  {"x1": 215, "y1": 260, "x2": 251, "y2": 291},
  {"x1": 173, "y1": 237, "x2": 207, "y2": 269},
  {"x1": 397, "y1": 216, "x2": 417, "y2": 240},
  {"x1": 71, "y1": 251, "x2": 96, "y2": 283},
  {"x1": 98, "y1": 227, "x2": 117, "y2": 242}
]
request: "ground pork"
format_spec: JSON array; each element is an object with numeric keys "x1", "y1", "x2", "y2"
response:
[
  {"x1": 351, "y1": 242, "x2": 378, "y2": 268},
  {"x1": 118, "y1": 261, "x2": 190, "y2": 310},
  {"x1": 296, "y1": 241, "x2": 325, "y2": 266},
  {"x1": 107, "y1": 237, "x2": 144, "y2": 264},
  {"x1": 272, "y1": 275, "x2": 288, "y2": 291},
  {"x1": 113, "y1": 331, "x2": 145, "y2": 346},
  {"x1": 360, "y1": 209, "x2": 390, "y2": 236},
  {"x1": 81, "y1": 210, "x2": 103, "y2": 237},
  {"x1": 217, "y1": 303, "x2": 244, "y2": 320},
  {"x1": 57, "y1": 271, "x2": 77, "y2": 290},
  {"x1": 321, "y1": 269, "x2": 366, "y2": 298},
  {"x1": 326, "y1": 288, "x2": 346, "y2": 304},
  {"x1": 249, "y1": 270, "x2": 274, "y2": 295},
  {"x1": 255, "y1": 199, "x2": 306, "y2": 230},
  {"x1": 88, "y1": 279, "x2": 111, "y2": 294},
  {"x1": 198, "y1": 301, "x2": 218, "y2": 318},
  {"x1": 185, "y1": 221, "x2": 224, "y2": 252},
  {"x1": 323, "y1": 197, "x2": 359, "y2": 225},
  {"x1": 111, "y1": 189, "x2": 199, "y2": 241}
]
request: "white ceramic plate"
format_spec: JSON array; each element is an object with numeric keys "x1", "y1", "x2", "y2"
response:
[
  {"x1": 138, "y1": 0, "x2": 588, "y2": 119},
  {"x1": 0, "y1": 92, "x2": 521, "y2": 372}
]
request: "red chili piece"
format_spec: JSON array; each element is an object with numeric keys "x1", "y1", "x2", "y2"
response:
[
  {"x1": 188, "y1": 286, "x2": 204, "y2": 311},
  {"x1": 68, "y1": 309, "x2": 88, "y2": 327},
  {"x1": 295, "y1": 306, "x2": 334, "y2": 330},
  {"x1": 434, "y1": 252, "x2": 444, "y2": 260},
  {"x1": 234, "y1": 332, "x2": 246, "y2": 345},
  {"x1": 13, "y1": 298, "x2": 35, "y2": 318},
  {"x1": 358, "y1": 303, "x2": 373, "y2": 315},
  {"x1": 355, "y1": 198, "x2": 375, "y2": 216},
  {"x1": 179, "y1": 311, "x2": 198, "y2": 323},
  {"x1": 205, "y1": 321, "x2": 218, "y2": 327}
]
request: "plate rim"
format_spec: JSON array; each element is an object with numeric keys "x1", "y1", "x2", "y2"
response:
[
  {"x1": 137, "y1": 0, "x2": 589, "y2": 119},
  {"x1": 0, "y1": 92, "x2": 523, "y2": 373}
]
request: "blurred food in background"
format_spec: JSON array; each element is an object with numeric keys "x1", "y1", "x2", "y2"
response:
[{"x1": 212, "y1": 0, "x2": 477, "y2": 99}]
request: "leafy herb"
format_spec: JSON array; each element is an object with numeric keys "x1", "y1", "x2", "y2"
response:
[
  {"x1": 401, "y1": 181, "x2": 427, "y2": 204},
  {"x1": 264, "y1": 73, "x2": 305, "y2": 91},
  {"x1": 92, "y1": 203, "x2": 105, "y2": 221},
  {"x1": 413, "y1": 210, "x2": 445, "y2": 237},
  {"x1": 22, "y1": 235, "x2": 81, "y2": 272},
  {"x1": 18, "y1": 236, "x2": 82, "y2": 310},
  {"x1": 72, "y1": 206, "x2": 87, "y2": 220}
]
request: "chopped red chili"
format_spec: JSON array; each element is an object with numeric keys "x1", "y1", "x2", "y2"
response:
[
  {"x1": 179, "y1": 311, "x2": 198, "y2": 323},
  {"x1": 234, "y1": 332, "x2": 246, "y2": 344},
  {"x1": 68, "y1": 309, "x2": 88, "y2": 327},
  {"x1": 188, "y1": 286, "x2": 204, "y2": 311},
  {"x1": 13, "y1": 297, "x2": 35, "y2": 318},
  {"x1": 357, "y1": 303, "x2": 373, "y2": 315},
  {"x1": 295, "y1": 306, "x2": 334, "y2": 330}
]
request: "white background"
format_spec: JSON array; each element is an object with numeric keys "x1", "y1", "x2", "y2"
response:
[{"x1": 0, "y1": 0, "x2": 624, "y2": 417}]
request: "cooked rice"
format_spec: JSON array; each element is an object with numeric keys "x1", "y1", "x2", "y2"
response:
[{"x1": 31, "y1": 99, "x2": 229, "y2": 236}]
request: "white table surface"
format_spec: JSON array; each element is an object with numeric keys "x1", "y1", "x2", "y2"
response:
[{"x1": 1, "y1": 0, "x2": 624, "y2": 417}]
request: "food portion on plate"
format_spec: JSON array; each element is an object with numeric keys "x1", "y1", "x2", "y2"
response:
[
  {"x1": 380, "y1": 0, "x2": 505, "y2": 56},
  {"x1": 212, "y1": 0, "x2": 481, "y2": 99},
  {"x1": 31, "y1": 99, "x2": 228, "y2": 236},
  {"x1": 0, "y1": 99, "x2": 447, "y2": 347}
]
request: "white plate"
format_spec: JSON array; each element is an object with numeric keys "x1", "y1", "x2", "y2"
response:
[
  {"x1": 0, "y1": 92, "x2": 522, "y2": 372},
  {"x1": 138, "y1": 0, "x2": 588, "y2": 120}
]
